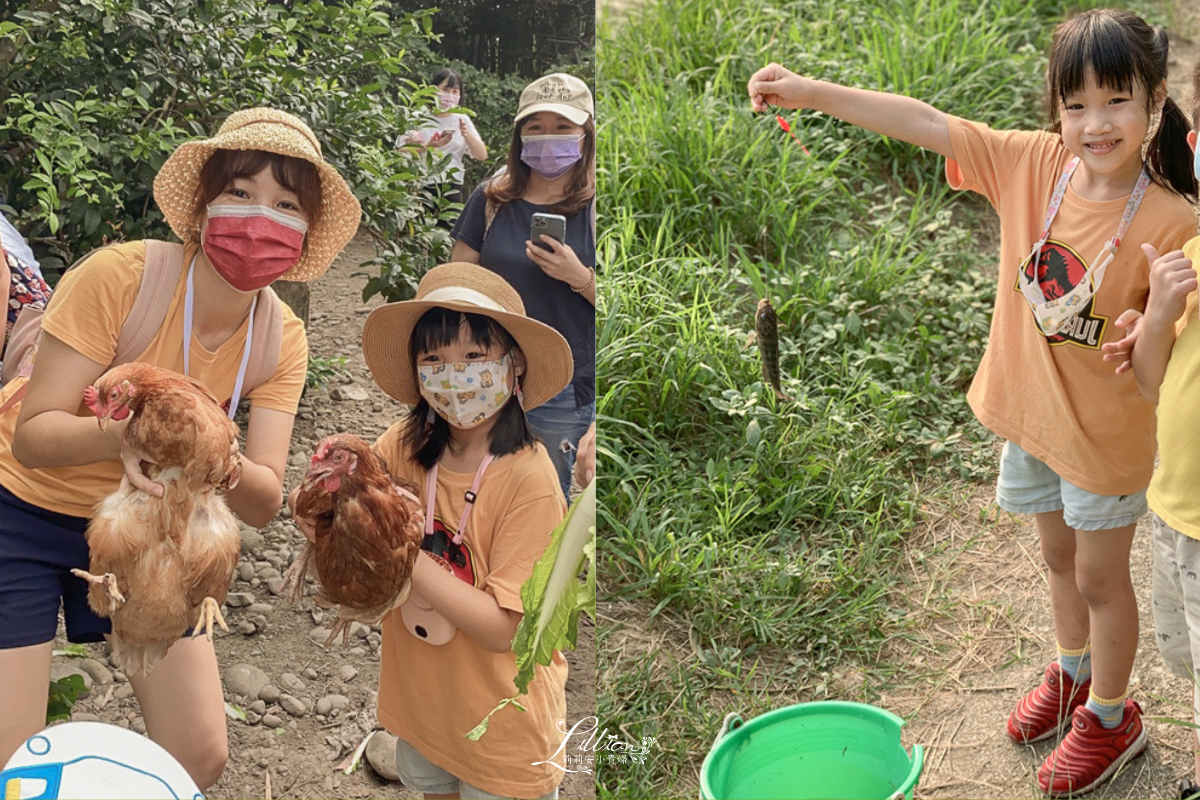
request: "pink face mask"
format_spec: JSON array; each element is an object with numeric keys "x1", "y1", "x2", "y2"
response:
[{"x1": 202, "y1": 204, "x2": 308, "y2": 292}]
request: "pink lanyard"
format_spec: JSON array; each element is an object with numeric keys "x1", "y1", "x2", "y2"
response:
[
  {"x1": 425, "y1": 454, "x2": 495, "y2": 545},
  {"x1": 1020, "y1": 157, "x2": 1150, "y2": 305}
]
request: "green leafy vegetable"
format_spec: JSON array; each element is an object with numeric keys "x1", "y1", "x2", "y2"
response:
[{"x1": 467, "y1": 481, "x2": 596, "y2": 740}]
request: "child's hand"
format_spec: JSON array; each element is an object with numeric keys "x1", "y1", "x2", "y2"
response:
[
  {"x1": 1143, "y1": 243, "x2": 1196, "y2": 325},
  {"x1": 1101, "y1": 309, "x2": 1143, "y2": 375},
  {"x1": 748, "y1": 63, "x2": 811, "y2": 113}
]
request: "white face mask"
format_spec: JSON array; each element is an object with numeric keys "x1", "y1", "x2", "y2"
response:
[{"x1": 418, "y1": 355, "x2": 514, "y2": 429}]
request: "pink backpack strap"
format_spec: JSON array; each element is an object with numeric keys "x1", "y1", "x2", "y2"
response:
[
  {"x1": 112, "y1": 240, "x2": 184, "y2": 366},
  {"x1": 241, "y1": 285, "x2": 284, "y2": 397}
]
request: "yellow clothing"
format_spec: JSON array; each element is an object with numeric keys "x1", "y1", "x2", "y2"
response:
[
  {"x1": 373, "y1": 421, "x2": 568, "y2": 798},
  {"x1": 0, "y1": 241, "x2": 307, "y2": 517},
  {"x1": 945, "y1": 115, "x2": 1196, "y2": 495},
  {"x1": 1147, "y1": 236, "x2": 1200, "y2": 537}
]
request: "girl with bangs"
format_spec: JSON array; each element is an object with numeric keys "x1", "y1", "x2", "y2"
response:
[
  {"x1": 0, "y1": 108, "x2": 360, "y2": 790},
  {"x1": 293, "y1": 263, "x2": 574, "y2": 799},
  {"x1": 749, "y1": 9, "x2": 1196, "y2": 796}
]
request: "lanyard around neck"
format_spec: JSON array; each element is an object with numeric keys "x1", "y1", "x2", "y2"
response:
[
  {"x1": 1021, "y1": 157, "x2": 1150, "y2": 305},
  {"x1": 183, "y1": 255, "x2": 256, "y2": 421},
  {"x1": 425, "y1": 453, "x2": 496, "y2": 546}
]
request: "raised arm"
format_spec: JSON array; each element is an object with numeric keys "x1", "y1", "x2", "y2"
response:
[
  {"x1": 1129, "y1": 244, "x2": 1197, "y2": 403},
  {"x1": 748, "y1": 63, "x2": 954, "y2": 160}
]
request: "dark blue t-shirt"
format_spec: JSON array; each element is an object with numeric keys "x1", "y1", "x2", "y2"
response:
[{"x1": 451, "y1": 187, "x2": 595, "y2": 406}]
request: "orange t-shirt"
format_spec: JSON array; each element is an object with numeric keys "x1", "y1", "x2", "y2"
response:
[
  {"x1": 945, "y1": 116, "x2": 1196, "y2": 495},
  {"x1": 0, "y1": 241, "x2": 307, "y2": 516},
  {"x1": 373, "y1": 421, "x2": 568, "y2": 798}
]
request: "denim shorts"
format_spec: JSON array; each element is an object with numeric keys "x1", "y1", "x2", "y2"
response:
[
  {"x1": 0, "y1": 482, "x2": 110, "y2": 648},
  {"x1": 995, "y1": 441, "x2": 1146, "y2": 531},
  {"x1": 394, "y1": 737, "x2": 558, "y2": 800},
  {"x1": 524, "y1": 384, "x2": 595, "y2": 502}
]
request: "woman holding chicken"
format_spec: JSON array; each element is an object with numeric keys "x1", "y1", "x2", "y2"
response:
[{"x1": 0, "y1": 108, "x2": 360, "y2": 790}]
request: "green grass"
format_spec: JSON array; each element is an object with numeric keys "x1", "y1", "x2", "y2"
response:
[{"x1": 594, "y1": 0, "x2": 1166, "y2": 796}]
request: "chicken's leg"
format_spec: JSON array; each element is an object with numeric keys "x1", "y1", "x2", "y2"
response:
[
  {"x1": 70, "y1": 569, "x2": 126, "y2": 613},
  {"x1": 323, "y1": 617, "x2": 353, "y2": 647},
  {"x1": 280, "y1": 545, "x2": 312, "y2": 606},
  {"x1": 191, "y1": 596, "x2": 230, "y2": 640}
]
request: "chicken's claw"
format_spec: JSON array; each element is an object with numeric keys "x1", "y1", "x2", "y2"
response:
[
  {"x1": 280, "y1": 547, "x2": 311, "y2": 606},
  {"x1": 71, "y1": 569, "x2": 126, "y2": 613},
  {"x1": 323, "y1": 618, "x2": 353, "y2": 648},
  {"x1": 191, "y1": 596, "x2": 229, "y2": 640}
]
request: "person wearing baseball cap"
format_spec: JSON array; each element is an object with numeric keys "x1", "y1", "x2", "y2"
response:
[
  {"x1": 450, "y1": 72, "x2": 596, "y2": 502},
  {"x1": 0, "y1": 107, "x2": 360, "y2": 791}
]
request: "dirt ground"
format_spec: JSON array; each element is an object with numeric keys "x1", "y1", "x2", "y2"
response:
[{"x1": 44, "y1": 233, "x2": 596, "y2": 800}]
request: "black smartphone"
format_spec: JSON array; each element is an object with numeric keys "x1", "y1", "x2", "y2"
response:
[{"x1": 530, "y1": 212, "x2": 567, "y2": 251}]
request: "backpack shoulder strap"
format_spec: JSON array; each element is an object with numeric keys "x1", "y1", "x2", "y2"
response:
[
  {"x1": 483, "y1": 195, "x2": 499, "y2": 239},
  {"x1": 241, "y1": 286, "x2": 284, "y2": 396},
  {"x1": 112, "y1": 240, "x2": 185, "y2": 366}
]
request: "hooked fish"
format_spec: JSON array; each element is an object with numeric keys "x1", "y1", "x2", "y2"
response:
[{"x1": 755, "y1": 298, "x2": 787, "y2": 401}]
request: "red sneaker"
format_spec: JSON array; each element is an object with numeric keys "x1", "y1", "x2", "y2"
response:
[
  {"x1": 1037, "y1": 700, "x2": 1148, "y2": 797},
  {"x1": 1007, "y1": 662, "x2": 1091, "y2": 743}
]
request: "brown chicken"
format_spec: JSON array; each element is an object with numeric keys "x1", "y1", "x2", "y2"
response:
[
  {"x1": 282, "y1": 433, "x2": 424, "y2": 646},
  {"x1": 72, "y1": 362, "x2": 242, "y2": 674}
]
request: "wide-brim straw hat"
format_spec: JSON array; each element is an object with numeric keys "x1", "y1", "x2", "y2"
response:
[
  {"x1": 362, "y1": 263, "x2": 573, "y2": 410},
  {"x1": 153, "y1": 107, "x2": 361, "y2": 282}
]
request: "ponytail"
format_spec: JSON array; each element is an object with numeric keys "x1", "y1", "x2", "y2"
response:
[{"x1": 1146, "y1": 95, "x2": 1198, "y2": 200}]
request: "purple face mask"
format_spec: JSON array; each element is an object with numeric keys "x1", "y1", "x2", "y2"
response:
[{"x1": 520, "y1": 134, "x2": 583, "y2": 179}]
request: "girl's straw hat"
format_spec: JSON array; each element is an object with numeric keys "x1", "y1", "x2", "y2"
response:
[
  {"x1": 362, "y1": 263, "x2": 573, "y2": 409},
  {"x1": 153, "y1": 107, "x2": 361, "y2": 282}
]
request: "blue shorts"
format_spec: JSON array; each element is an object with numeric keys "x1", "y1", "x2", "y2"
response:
[
  {"x1": 394, "y1": 737, "x2": 558, "y2": 800},
  {"x1": 0, "y1": 482, "x2": 110, "y2": 648},
  {"x1": 995, "y1": 441, "x2": 1147, "y2": 531}
]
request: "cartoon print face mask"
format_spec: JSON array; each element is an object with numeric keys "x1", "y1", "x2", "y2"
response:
[
  {"x1": 1018, "y1": 158, "x2": 1149, "y2": 336},
  {"x1": 417, "y1": 354, "x2": 513, "y2": 428}
]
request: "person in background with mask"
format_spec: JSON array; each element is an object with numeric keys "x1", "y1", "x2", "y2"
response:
[
  {"x1": 401, "y1": 67, "x2": 488, "y2": 225},
  {"x1": 0, "y1": 107, "x2": 360, "y2": 791},
  {"x1": 451, "y1": 73, "x2": 596, "y2": 501}
]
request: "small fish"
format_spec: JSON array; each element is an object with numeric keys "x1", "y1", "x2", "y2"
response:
[{"x1": 755, "y1": 298, "x2": 787, "y2": 401}]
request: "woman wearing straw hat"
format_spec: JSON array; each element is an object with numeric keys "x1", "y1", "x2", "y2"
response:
[
  {"x1": 450, "y1": 73, "x2": 596, "y2": 502},
  {"x1": 292, "y1": 262, "x2": 572, "y2": 798},
  {"x1": 0, "y1": 107, "x2": 360, "y2": 789}
]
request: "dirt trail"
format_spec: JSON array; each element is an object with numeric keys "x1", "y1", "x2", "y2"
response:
[{"x1": 45, "y1": 233, "x2": 596, "y2": 800}]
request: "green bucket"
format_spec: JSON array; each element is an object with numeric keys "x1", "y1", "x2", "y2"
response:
[{"x1": 700, "y1": 702, "x2": 924, "y2": 800}]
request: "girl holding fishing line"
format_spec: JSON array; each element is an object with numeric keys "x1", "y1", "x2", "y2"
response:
[
  {"x1": 749, "y1": 9, "x2": 1197, "y2": 795},
  {"x1": 293, "y1": 263, "x2": 573, "y2": 799}
]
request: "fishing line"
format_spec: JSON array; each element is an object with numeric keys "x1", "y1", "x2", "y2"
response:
[{"x1": 769, "y1": 104, "x2": 810, "y2": 156}]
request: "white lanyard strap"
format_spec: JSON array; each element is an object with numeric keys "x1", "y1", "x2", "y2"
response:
[
  {"x1": 425, "y1": 454, "x2": 496, "y2": 546},
  {"x1": 184, "y1": 255, "x2": 256, "y2": 420},
  {"x1": 1021, "y1": 158, "x2": 1151, "y2": 306}
]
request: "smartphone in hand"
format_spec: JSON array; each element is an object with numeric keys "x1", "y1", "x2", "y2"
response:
[{"x1": 530, "y1": 213, "x2": 567, "y2": 252}]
